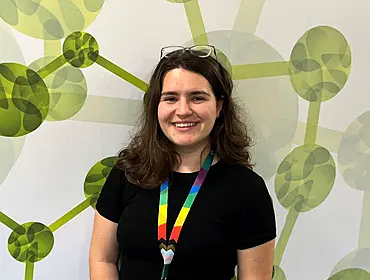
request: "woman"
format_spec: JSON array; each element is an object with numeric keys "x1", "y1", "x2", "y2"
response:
[{"x1": 89, "y1": 45, "x2": 276, "y2": 280}]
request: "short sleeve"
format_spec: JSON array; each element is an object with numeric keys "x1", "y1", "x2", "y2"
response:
[
  {"x1": 235, "y1": 173, "x2": 277, "y2": 250},
  {"x1": 95, "y1": 165, "x2": 125, "y2": 223}
]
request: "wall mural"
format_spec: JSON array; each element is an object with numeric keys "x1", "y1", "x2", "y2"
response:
[{"x1": 0, "y1": 1, "x2": 369, "y2": 280}]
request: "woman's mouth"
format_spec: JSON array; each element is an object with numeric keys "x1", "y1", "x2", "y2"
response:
[{"x1": 172, "y1": 122, "x2": 198, "y2": 130}]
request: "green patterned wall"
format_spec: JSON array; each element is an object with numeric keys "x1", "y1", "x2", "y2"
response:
[{"x1": 0, "y1": 1, "x2": 369, "y2": 280}]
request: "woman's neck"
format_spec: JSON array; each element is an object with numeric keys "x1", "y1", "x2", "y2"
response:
[{"x1": 174, "y1": 140, "x2": 215, "y2": 173}]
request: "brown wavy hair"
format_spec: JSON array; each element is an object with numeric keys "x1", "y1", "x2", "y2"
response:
[{"x1": 116, "y1": 49, "x2": 254, "y2": 189}]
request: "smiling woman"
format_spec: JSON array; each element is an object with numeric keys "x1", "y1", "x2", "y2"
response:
[
  {"x1": 117, "y1": 45, "x2": 254, "y2": 187},
  {"x1": 89, "y1": 45, "x2": 277, "y2": 280}
]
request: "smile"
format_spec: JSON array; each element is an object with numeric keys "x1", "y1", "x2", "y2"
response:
[{"x1": 172, "y1": 122, "x2": 198, "y2": 128}]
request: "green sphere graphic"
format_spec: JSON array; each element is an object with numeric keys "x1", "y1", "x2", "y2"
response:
[
  {"x1": 8, "y1": 222, "x2": 54, "y2": 263},
  {"x1": 84, "y1": 156, "x2": 118, "y2": 208},
  {"x1": 0, "y1": 0, "x2": 105, "y2": 40},
  {"x1": 328, "y1": 268, "x2": 370, "y2": 280},
  {"x1": 0, "y1": 22, "x2": 27, "y2": 183},
  {"x1": 289, "y1": 25, "x2": 351, "y2": 102},
  {"x1": 331, "y1": 248, "x2": 370, "y2": 278},
  {"x1": 63, "y1": 31, "x2": 99, "y2": 68},
  {"x1": 0, "y1": 63, "x2": 50, "y2": 137},
  {"x1": 29, "y1": 56, "x2": 88, "y2": 121},
  {"x1": 272, "y1": 265, "x2": 286, "y2": 280},
  {"x1": 338, "y1": 111, "x2": 370, "y2": 191},
  {"x1": 275, "y1": 144, "x2": 336, "y2": 212}
]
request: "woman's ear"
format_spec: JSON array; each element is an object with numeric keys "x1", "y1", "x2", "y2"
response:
[{"x1": 216, "y1": 95, "x2": 224, "y2": 117}]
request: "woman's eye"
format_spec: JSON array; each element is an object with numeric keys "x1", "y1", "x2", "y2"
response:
[{"x1": 164, "y1": 97, "x2": 176, "y2": 102}]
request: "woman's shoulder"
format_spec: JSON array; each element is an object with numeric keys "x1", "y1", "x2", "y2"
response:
[
  {"x1": 212, "y1": 159, "x2": 269, "y2": 195},
  {"x1": 95, "y1": 163, "x2": 143, "y2": 222},
  {"x1": 101, "y1": 163, "x2": 140, "y2": 196},
  {"x1": 214, "y1": 158, "x2": 264, "y2": 181}
]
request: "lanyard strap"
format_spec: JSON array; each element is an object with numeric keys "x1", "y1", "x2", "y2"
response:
[{"x1": 157, "y1": 150, "x2": 215, "y2": 279}]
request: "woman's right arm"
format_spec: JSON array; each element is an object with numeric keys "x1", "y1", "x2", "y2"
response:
[{"x1": 89, "y1": 211, "x2": 120, "y2": 280}]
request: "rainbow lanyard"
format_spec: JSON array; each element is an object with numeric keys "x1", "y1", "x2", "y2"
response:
[{"x1": 157, "y1": 150, "x2": 215, "y2": 280}]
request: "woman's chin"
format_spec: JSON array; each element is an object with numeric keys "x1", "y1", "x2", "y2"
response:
[
  {"x1": 173, "y1": 141, "x2": 197, "y2": 148},
  {"x1": 171, "y1": 138, "x2": 210, "y2": 151}
]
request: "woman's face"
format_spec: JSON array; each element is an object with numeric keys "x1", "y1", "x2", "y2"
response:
[{"x1": 157, "y1": 68, "x2": 223, "y2": 151}]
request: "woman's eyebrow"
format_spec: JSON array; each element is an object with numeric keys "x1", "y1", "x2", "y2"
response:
[{"x1": 161, "y1": 90, "x2": 210, "y2": 96}]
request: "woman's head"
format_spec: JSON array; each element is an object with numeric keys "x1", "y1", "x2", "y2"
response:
[
  {"x1": 158, "y1": 67, "x2": 222, "y2": 152},
  {"x1": 118, "y1": 45, "x2": 253, "y2": 188},
  {"x1": 148, "y1": 46, "x2": 228, "y2": 153}
]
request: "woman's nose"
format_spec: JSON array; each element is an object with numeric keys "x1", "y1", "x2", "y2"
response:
[{"x1": 175, "y1": 99, "x2": 192, "y2": 116}]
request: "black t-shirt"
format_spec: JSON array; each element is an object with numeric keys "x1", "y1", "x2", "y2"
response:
[{"x1": 96, "y1": 159, "x2": 276, "y2": 280}]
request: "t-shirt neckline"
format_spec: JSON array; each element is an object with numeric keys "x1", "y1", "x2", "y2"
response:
[{"x1": 172, "y1": 158, "x2": 223, "y2": 176}]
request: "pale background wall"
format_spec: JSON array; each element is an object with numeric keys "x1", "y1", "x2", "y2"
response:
[{"x1": 0, "y1": 1, "x2": 369, "y2": 280}]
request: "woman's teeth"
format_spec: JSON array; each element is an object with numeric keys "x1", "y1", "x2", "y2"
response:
[{"x1": 174, "y1": 123, "x2": 197, "y2": 127}]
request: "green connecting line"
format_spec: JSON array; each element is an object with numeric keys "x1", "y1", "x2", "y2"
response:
[
  {"x1": 95, "y1": 55, "x2": 149, "y2": 92},
  {"x1": 49, "y1": 198, "x2": 91, "y2": 232},
  {"x1": 304, "y1": 101, "x2": 322, "y2": 145},
  {"x1": 274, "y1": 93, "x2": 322, "y2": 266},
  {"x1": 69, "y1": 95, "x2": 142, "y2": 125},
  {"x1": 232, "y1": 61, "x2": 289, "y2": 80},
  {"x1": 25, "y1": 261, "x2": 34, "y2": 280},
  {"x1": 358, "y1": 191, "x2": 370, "y2": 249},
  {"x1": 0, "y1": 211, "x2": 20, "y2": 230},
  {"x1": 274, "y1": 208, "x2": 299, "y2": 266},
  {"x1": 293, "y1": 122, "x2": 342, "y2": 153},
  {"x1": 232, "y1": 0, "x2": 266, "y2": 34},
  {"x1": 183, "y1": 0, "x2": 208, "y2": 45},
  {"x1": 36, "y1": 54, "x2": 67, "y2": 79}
]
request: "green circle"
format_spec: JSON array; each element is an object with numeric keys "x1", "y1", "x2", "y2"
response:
[
  {"x1": 63, "y1": 31, "x2": 99, "y2": 68},
  {"x1": 338, "y1": 111, "x2": 370, "y2": 191},
  {"x1": 0, "y1": 0, "x2": 105, "y2": 40},
  {"x1": 289, "y1": 25, "x2": 352, "y2": 102},
  {"x1": 329, "y1": 268, "x2": 370, "y2": 280},
  {"x1": 272, "y1": 265, "x2": 286, "y2": 280},
  {"x1": 29, "y1": 56, "x2": 87, "y2": 121},
  {"x1": 0, "y1": 24, "x2": 26, "y2": 185},
  {"x1": 0, "y1": 63, "x2": 50, "y2": 137},
  {"x1": 84, "y1": 156, "x2": 119, "y2": 208},
  {"x1": 275, "y1": 144, "x2": 336, "y2": 212},
  {"x1": 8, "y1": 222, "x2": 54, "y2": 263},
  {"x1": 331, "y1": 248, "x2": 370, "y2": 277},
  {"x1": 185, "y1": 30, "x2": 299, "y2": 181}
]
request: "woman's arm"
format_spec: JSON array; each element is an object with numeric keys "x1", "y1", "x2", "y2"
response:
[
  {"x1": 89, "y1": 211, "x2": 120, "y2": 280},
  {"x1": 237, "y1": 239, "x2": 275, "y2": 280}
]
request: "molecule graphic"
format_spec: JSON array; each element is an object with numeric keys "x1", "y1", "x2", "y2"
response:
[{"x1": 0, "y1": 1, "x2": 369, "y2": 280}]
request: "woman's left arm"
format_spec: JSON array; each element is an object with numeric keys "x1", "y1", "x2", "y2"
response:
[
  {"x1": 235, "y1": 172, "x2": 277, "y2": 280},
  {"x1": 237, "y1": 239, "x2": 275, "y2": 280}
]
